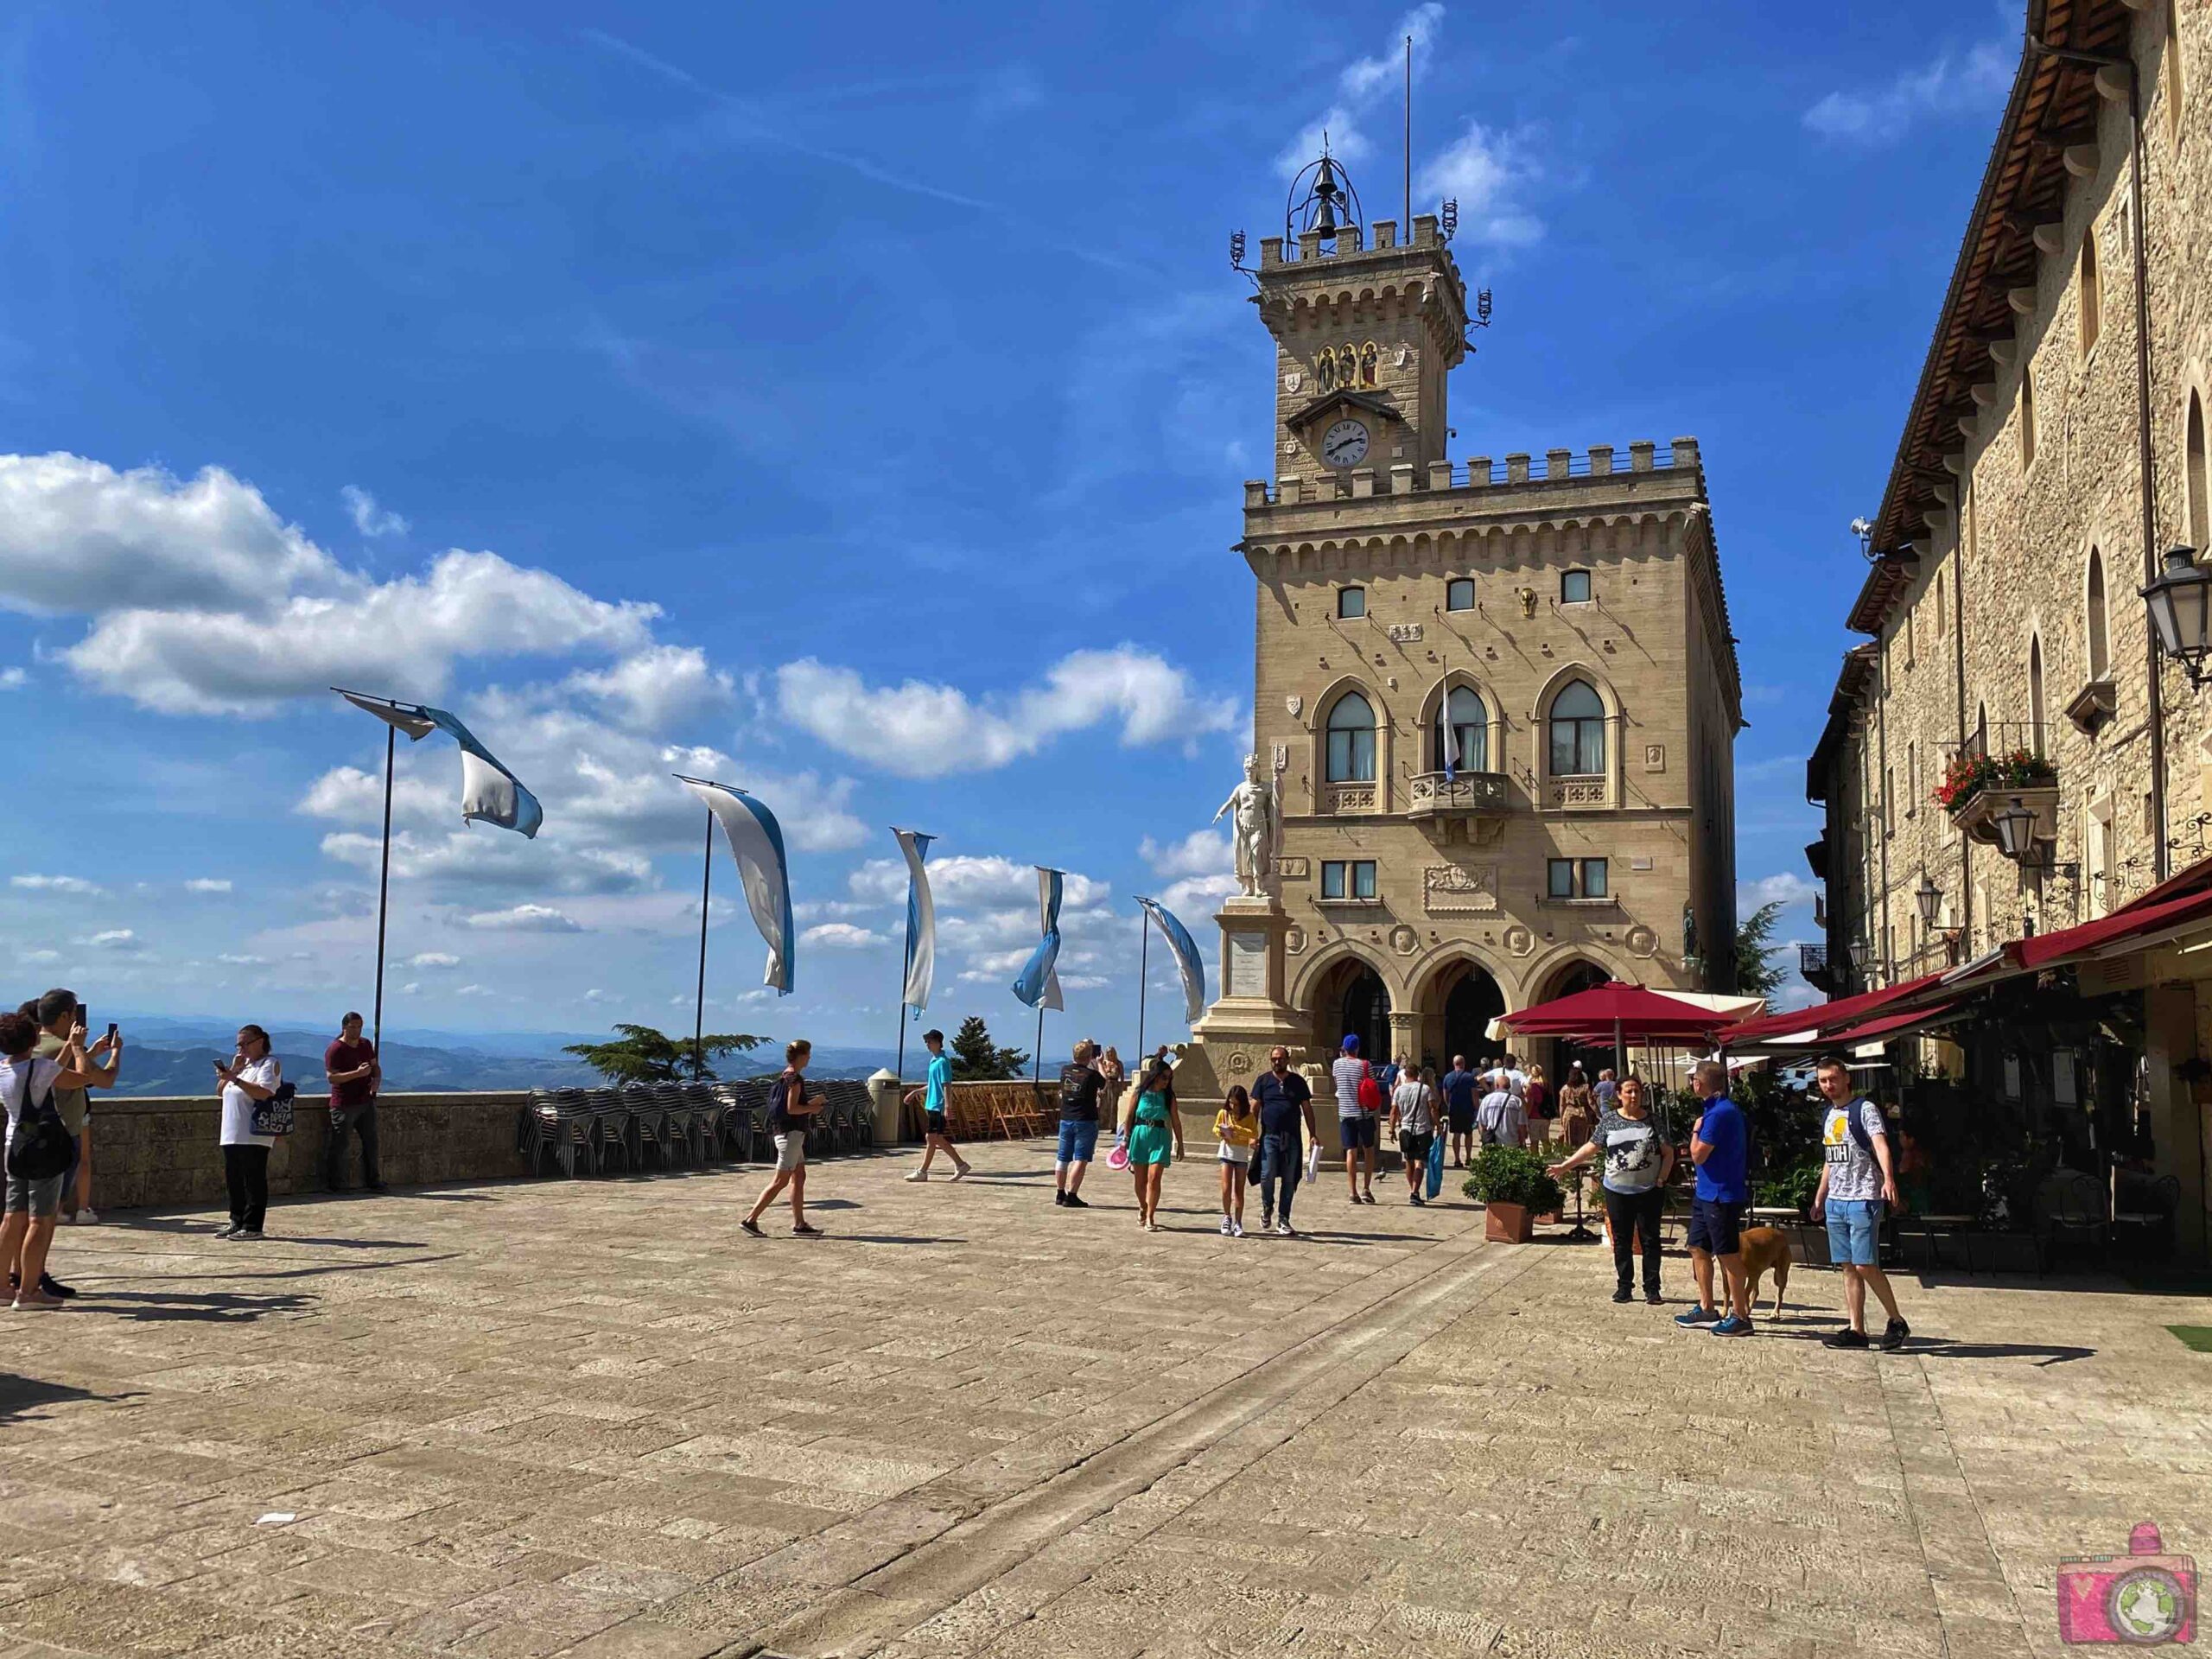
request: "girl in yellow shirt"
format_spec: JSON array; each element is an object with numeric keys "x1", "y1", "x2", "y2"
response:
[{"x1": 1214, "y1": 1085, "x2": 1259, "y2": 1237}]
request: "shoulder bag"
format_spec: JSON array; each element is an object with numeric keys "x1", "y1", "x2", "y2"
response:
[{"x1": 250, "y1": 1077, "x2": 296, "y2": 1137}]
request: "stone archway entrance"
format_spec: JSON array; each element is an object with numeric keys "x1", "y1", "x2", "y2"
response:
[
  {"x1": 1435, "y1": 961, "x2": 1507, "y2": 1073},
  {"x1": 1306, "y1": 955, "x2": 1393, "y2": 1065}
]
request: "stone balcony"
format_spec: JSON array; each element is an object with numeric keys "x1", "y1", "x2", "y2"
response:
[{"x1": 1407, "y1": 770, "x2": 1510, "y2": 822}]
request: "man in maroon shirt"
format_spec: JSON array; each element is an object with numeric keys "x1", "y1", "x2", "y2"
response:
[{"x1": 322, "y1": 1011, "x2": 383, "y2": 1192}]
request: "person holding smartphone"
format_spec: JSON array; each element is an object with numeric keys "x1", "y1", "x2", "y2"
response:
[
  {"x1": 4, "y1": 1009, "x2": 95, "y2": 1309},
  {"x1": 32, "y1": 989, "x2": 120, "y2": 1237},
  {"x1": 215, "y1": 1025, "x2": 281, "y2": 1240}
]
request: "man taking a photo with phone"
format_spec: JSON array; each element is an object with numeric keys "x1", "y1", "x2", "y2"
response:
[{"x1": 323, "y1": 1011, "x2": 382, "y2": 1193}]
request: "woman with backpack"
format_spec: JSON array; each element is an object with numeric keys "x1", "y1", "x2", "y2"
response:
[
  {"x1": 3, "y1": 1009, "x2": 93, "y2": 1308},
  {"x1": 216, "y1": 1024, "x2": 283, "y2": 1240}
]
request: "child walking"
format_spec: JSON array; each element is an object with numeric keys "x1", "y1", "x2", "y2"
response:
[{"x1": 1214, "y1": 1085, "x2": 1257, "y2": 1236}]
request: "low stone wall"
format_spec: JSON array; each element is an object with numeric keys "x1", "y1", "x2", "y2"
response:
[{"x1": 86, "y1": 1091, "x2": 533, "y2": 1211}]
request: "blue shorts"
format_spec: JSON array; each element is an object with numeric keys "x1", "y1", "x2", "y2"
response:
[
  {"x1": 1826, "y1": 1198, "x2": 1883, "y2": 1267},
  {"x1": 1339, "y1": 1115, "x2": 1378, "y2": 1151},
  {"x1": 1056, "y1": 1118, "x2": 1099, "y2": 1166},
  {"x1": 1687, "y1": 1198, "x2": 1744, "y2": 1256}
]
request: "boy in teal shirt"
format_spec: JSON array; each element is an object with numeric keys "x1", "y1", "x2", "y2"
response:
[{"x1": 906, "y1": 1028, "x2": 971, "y2": 1182}]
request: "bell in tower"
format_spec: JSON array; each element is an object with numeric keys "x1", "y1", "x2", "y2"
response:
[{"x1": 1286, "y1": 142, "x2": 1362, "y2": 247}]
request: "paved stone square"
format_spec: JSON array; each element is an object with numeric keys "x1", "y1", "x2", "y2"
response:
[{"x1": 3, "y1": 1145, "x2": 2209, "y2": 1659}]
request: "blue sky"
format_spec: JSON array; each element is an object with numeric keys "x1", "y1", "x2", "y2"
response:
[{"x1": 0, "y1": 1, "x2": 2022, "y2": 1046}]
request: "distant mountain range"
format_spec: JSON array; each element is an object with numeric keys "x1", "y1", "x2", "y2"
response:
[{"x1": 95, "y1": 1016, "x2": 905, "y2": 1096}]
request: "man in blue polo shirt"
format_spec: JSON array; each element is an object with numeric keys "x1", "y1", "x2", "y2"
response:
[
  {"x1": 1440, "y1": 1054, "x2": 1482, "y2": 1168},
  {"x1": 1677, "y1": 1059, "x2": 1753, "y2": 1336}
]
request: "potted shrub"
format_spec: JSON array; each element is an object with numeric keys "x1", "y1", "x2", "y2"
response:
[{"x1": 1463, "y1": 1147, "x2": 1565, "y2": 1243}]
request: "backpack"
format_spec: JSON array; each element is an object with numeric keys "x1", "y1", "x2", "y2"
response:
[
  {"x1": 1845, "y1": 1099, "x2": 1880, "y2": 1158},
  {"x1": 3, "y1": 1058, "x2": 73, "y2": 1183},
  {"x1": 1356, "y1": 1064, "x2": 1385, "y2": 1113}
]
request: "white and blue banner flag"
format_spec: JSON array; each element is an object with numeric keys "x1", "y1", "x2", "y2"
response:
[
  {"x1": 1440, "y1": 694, "x2": 1460, "y2": 782},
  {"x1": 894, "y1": 827, "x2": 936, "y2": 1014},
  {"x1": 1012, "y1": 866, "x2": 1064, "y2": 1011},
  {"x1": 677, "y1": 775, "x2": 795, "y2": 996},
  {"x1": 1136, "y1": 896, "x2": 1206, "y2": 1025},
  {"x1": 340, "y1": 690, "x2": 543, "y2": 837}
]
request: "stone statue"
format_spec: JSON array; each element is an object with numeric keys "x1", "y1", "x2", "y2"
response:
[{"x1": 1212, "y1": 753, "x2": 1280, "y2": 899}]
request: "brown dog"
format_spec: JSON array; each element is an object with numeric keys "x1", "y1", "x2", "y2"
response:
[{"x1": 1738, "y1": 1225, "x2": 1792, "y2": 1319}]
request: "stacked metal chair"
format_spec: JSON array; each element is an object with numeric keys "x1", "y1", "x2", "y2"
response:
[
  {"x1": 583, "y1": 1087, "x2": 635, "y2": 1173},
  {"x1": 522, "y1": 1087, "x2": 601, "y2": 1177}
]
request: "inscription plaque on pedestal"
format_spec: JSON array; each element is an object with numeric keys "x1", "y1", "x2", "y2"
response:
[{"x1": 1226, "y1": 931, "x2": 1269, "y2": 998}]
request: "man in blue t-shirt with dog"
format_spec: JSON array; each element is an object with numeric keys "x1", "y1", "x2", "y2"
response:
[{"x1": 1676, "y1": 1059, "x2": 1755, "y2": 1336}]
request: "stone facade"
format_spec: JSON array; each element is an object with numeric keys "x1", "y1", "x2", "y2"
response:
[
  {"x1": 1185, "y1": 209, "x2": 1741, "y2": 1102},
  {"x1": 1816, "y1": 0, "x2": 2212, "y2": 983}
]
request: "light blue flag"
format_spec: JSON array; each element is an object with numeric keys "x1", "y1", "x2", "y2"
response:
[
  {"x1": 1012, "y1": 866, "x2": 1064, "y2": 1011},
  {"x1": 894, "y1": 828, "x2": 936, "y2": 1014},
  {"x1": 1136, "y1": 896, "x2": 1207, "y2": 1025},
  {"x1": 677, "y1": 775, "x2": 796, "y2": 995},
  {"x1": 340, "y1": 690, "x2": 543, "y2": 837}
]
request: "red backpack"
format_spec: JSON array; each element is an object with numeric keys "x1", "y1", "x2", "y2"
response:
[{"x1": 1355, "y1": 1064, "x2": 1385, "y2": 1113}]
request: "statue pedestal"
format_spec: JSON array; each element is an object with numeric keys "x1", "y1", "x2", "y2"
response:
[{"x1": 1178, "y1": 894, "x2": 1306, "y2": 1131}]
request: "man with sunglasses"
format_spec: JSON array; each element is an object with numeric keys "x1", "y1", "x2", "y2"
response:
[{"x1": 1252, "y1": 1046, "x2": 1316, "y2": 1236}]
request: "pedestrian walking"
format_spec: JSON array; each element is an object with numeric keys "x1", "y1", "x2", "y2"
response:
[
  {"x1": 1811, "y1": 1053, "x2": 1910, "y2": 1351},
  {"x1": 322, "y1": 1010, "x2": 383, "y2": 1193},
  {"x1": 1253, "y1": 1046, "x2": 1314, "y2": 1236},
  {"x1": 1557, "y1": 1065, "x2": 1597, "y2": 1153},
  {"x1": 1440, "y1": 1053, "x2": 1481, "y2": 1169},
  {"x1": 1677, "y1": 1059, "x2": 1753, "y2": 1335},
  {"x1": 3, "y1": 1009, "x2": 92, "y2": 1310},
  {"x1": 1524, "y1": 1062, "x2": 1551, "y2": 1122},
  {"x1": 906, "y1": 1027, "x2": 973, "y2": 1183},
  {"x1": 1477, "y1": 1071, "x2": 1526, "y2": 1149},
  {"x1": 215, "y1": 1024, "x2": 283, "y2": 1240},
  {"x1": 1551, "y1": 1073, "x2": 1674, "y2": 1304},
  {"x1": 1332, "y1": 1035, "x2": 1380, "y2": 1204},
  {"x1": 1594, "y1": 1067, "x2": 1618, "y2": 1110},
  {"x1": 1214, "y1": 1084, "x2": 1256, "y2": 1235},
  {"x1": 1122, "y1": 1055, "x2": 1182, "y2": 1230},
  {"x1": 1389, "y1": 1064, "x2": 1439, "y2": 1205},
  {"x1": 1051, "y1": 1038, "x2": 1103, "y2": 1205},
  {"x1": 741, "y1": 1040, "x2": 824, "y2": 1236}
]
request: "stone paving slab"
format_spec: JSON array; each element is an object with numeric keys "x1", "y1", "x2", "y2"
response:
[{"x1": 3, "y1": 1146, "x2": 2209, "y2": 1658}]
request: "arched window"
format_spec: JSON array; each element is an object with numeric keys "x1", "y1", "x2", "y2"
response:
[
  {"x1": 2080, "y1": 232, "x2": 2102, "y2": 355},
  {"x1": 2168, "y1": 0, "x2": 2188, "y2": 149},
  {"x1": 1445, "y1": 577, "x2": 1475, "y2": 612},
  {"x1": 1434, "y1": 686, "x2": 1487, "y2": 773},
  {"x1": 2087, "y1": 547, "x2": 2110, "y2": 679},
  {"x1": 2189, "y1": 391, "x2": 2209, "y2": 553},
  {"x1": 2021, "y1": 365, "x2": 2038, "y2": 468},
  {"x1": 2030, "y1": 636, "x2": 2047, "y2": 753},
  {"x1": 1548, "y1": 679, "x2": 1607, "y2": 776},
  {"x1": 1325, "y1": 691, "x2": 1376, "y2": 783}
]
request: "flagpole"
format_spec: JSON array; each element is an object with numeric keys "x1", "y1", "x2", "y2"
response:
[
  {"x1": 1033, "y1": 1001, "x2": 1046, "y2": 1092},
  {"x1": 895, "y1": 899, "x2": 912, "y2": 1084},
  {"x1": 693, "y1": 806, "x2": 714, "y2": 1081},
  {"x1": 1135, "y1": 906, "x2": 1150, "y2": 1065},
  {"x1": 372, "y1": 721, "x2": 395, "y2": 1059}
]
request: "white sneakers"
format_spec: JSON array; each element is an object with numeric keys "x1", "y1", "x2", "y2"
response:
[
  {"x1": 904, "y1": 1170, "x2": 928, "y2": 1182},
  {"x1": 1218, "y1": 1216, "x2": 1232, "y2": 1235},
  {"x1": 1230, "y1": 1220, "x2": 1245, "y2": 1238},
  {"x1": 1274, "y1": 1221, "x2": 1294, "y2": 1237},
  {"x1": 66, "y1": 1210, "x2": 99, "y2": 1224}
]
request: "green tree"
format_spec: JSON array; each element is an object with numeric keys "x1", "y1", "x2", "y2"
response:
[
  {"x1": 562, "y1": 1023, "x2": 764, "y2": 1084},
  {"x1": 949, "y1": 1014, "x2": 1028, "y2": 1081},
  {"x1": 1733, "y1": 900, "x2": 1788, "y2": 1002}
]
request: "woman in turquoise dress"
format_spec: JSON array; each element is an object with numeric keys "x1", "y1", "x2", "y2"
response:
[{"x1": 1123, "y1": 1057, "x2": 1185, "y2": 1230}]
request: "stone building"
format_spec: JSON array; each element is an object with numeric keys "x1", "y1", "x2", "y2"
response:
[
  {"x1": 1180, "y1": 167, "x2": 1741, "y2": 1109},
  {"x1": 1807, "y1": 0, "x2": 2210, "y2": 1259}
]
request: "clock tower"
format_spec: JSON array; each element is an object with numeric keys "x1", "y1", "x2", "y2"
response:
[{"x1": 1255, "y1": 153, "x2": 1470, "y2": 490}]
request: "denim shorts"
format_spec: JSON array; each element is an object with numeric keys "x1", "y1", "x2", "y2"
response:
[
  {"x1": 4, "y1": 1168, "x2": 65, "y2": 1217},
  {"x1": 1057, "y1": 1118, "x2": 1099, "y2": 1166},
  {"x1": 1826, "y1": 1198, "x2": 1883, "y2": 1267}
]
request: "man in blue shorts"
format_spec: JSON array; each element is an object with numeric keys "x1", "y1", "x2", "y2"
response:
[
  {"x1": 1677, "y1": 1059, "x2": 1753, "y2": 1336},
  {"x1": 1053, "y1": 1039, "x2": 1104, "y2": 1208},
  {"x1": 905, "y1": 1028, "x2": 971, "y2": 1183},
  {"x1": 1331, "y1": 1034, "x2": 1378, "y2": 1204},
  {"x1": 1440, "y1": 1053, "x2": 1482, "y2": 1168},
  {"x1": 1812, "y1": 1053, "x2": 1909, "y2": 1351}
]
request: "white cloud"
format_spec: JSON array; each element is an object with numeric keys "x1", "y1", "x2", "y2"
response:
[
  {"x1": 1140, "y1": 829, "x2": 1230, "y2": 880},
  {"x1": 564, "y1": 644, "x2": 733, "y2": 731},
  {"x1": 1416, "y1": 121, "x2": 1544, "y2": 249},
  {"x1": 849, "y1": 855, "x2": 1109, "y2": 910},
  {"x1": 0, "y1": 454, "x2": 657, "y2": 715},
  {"x1": 779, "y1": 646, "x2": 1237, "y2": 777},
  {"x1": 1160, "y1": 873, "x2": 1240, "y2": 918},
  {"x1": 319, "y1": 829, "x2": 654, "y2": 896},
  {"x1": 454, "y1": 983, "x2": 495, "y2": 997},
  {"x1": 800, "y1": 922, "x2": 887, "y2": 949},
  {"x1": 1740, "y1": 874, "x2": 1819, "y2": 911},
  {"x1": 19, "y1": 949, "x2": 60, "y2": 963},
  {"x1": 184, "y1": 878, "x2": 233, "y2": 893},
  {"x1": 216, "y1": 952, "x2": 270, "y2": 966},
  {"x1": 0, "y1": 667, "x2": 22, "y2": 690},
  {"x1": 297, "y1": 766, "x2": 451, "y2": 827},
  {"x1": 794, "y1": 898, "x2": 883, "y2": 922},
  {"x1": 1803, "y1": 38, "x2": 2012, "y2": 143},
  {"x1": 404, "y1": 950, "x2": 461, "y2": 969},
  {"x1": 1276, "y1": 3, "x2": 1444, "y2": 175},
  {"x1": 340, "y1": 484, "x2": 410, "y2": 538},
  {"x1": 83, "y1": 928, "x2": 143, "y2": 951},
  {"x1": 12, "y1": 873, "x2": 105, "y2": 895},
  {"x1": 461, "y1": 903, "x2": 583, "y2": 932}
]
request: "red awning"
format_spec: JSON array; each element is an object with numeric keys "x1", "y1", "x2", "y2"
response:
[
  {"x1": 1719, "y1": 971, "x2": 1948, "y2": 1045},
  {"x1": 2007, "y1": 886, "x2": 2212, "y2": 972},
  {"x1": 1499, "y1": 982, "x2": 1731, "y2": 1040}
]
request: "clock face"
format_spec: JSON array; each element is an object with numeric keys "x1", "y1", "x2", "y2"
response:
[{"x1": 1320, "y1": 418, "x2": 1370, "y2": 469}]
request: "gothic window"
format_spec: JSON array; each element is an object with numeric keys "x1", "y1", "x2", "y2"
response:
[
  {"x1": 2088, "y1": 547, "x2": 2110, "y2": 679},
  {"x1": 1337, "y1": 585, "x2": 1366, "y2": 619},
  {"x1": 1445, "y1": 577, "x2": 1475, "y2": 612},
  {"x1": 2030, "y1": 635, "x2": 2046, "y2": 753},
  {"x1": 2080, "y1": 231, "x2": 2102, "y2": 356},
  {"x1": 1325, "y1": 690, "x2": 1377, "y2": 783},
  {"x1": 1547, "y1": 679, "x2": 1607, "y2": 777},
  {"x1": 2189, "y1": 391, "x2": 2209, "y2": 553},
  {"x1": 2168, "y1": 0, "x2": 2188, "y2": 149},
  {"x1": 2020, "y1": 364, "x2": 2038, "y2": 469},
  {"x1": 1434, "y1": 686, "x2": 1487, "y2": 773},
  {"x1": 1358, "y1": 340, "x2": 1379, "y2": 387}
]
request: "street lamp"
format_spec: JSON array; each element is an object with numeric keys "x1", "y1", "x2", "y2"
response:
[
  {"x1": 2142, "y1": 546, "x2": 2212, "y2": 688},
  {"x1": 1992, "y1": 796, "x2": 2039, "y2": 862},
  {"x1": 1915, "y1": 874, "x2": 1942, "y2": 929}
]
